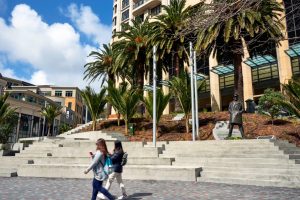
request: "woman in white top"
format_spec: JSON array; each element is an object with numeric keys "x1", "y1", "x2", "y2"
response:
[{"x1": 84, "y1": 138, "x2": 115, "y2": 200}]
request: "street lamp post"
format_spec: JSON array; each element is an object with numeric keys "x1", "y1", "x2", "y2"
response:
[
  {"x1": 153, "y1": 46, "x2": 157, "y2": 147},
  {"x1": 189, "y1": 42, "x2": 196, "y2": 141},
  {"x1": 193, "y1": 50, "x2": 199, "y2": 137}
]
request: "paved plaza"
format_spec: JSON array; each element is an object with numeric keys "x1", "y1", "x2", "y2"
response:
[{"x1": 0, "y1": 177, "x2": 300, "y2": 200}]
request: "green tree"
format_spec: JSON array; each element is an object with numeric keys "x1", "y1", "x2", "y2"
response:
[
  {"x1": 81, "y1": 87, "x2": 107, "y2": 131},
  {"x1": 59, "y1": 123, "x2": 72, "y2": 134},
  {"x1": 107, "y1": 84, "x2": 140, "y2": 135},
  {"x1": 143, "y1": 89, "x2": 171, "y2": 135},
  {"x1": 196, "y1": 0, "x2": 284, "y2": 103},
  {"x1": 113, "y1": 18, "x2": 156, "y2": 90},
  {"x1": 41, "y1": 104, "x2": 62, "y2": 137},
  {"x1": 0, "y1": 93, "x2": 16, "y2": 124},
  {"x1": 258, "y1": 89, "x2": 285, "y2": 124},
  {"x1": 280, "y1": 78, "x2": 300, "y2": 117},
  {"x1": 167, "y1": 71, "x2": 204, "y2": 134},
  {"x1": 153, "y1": 0, "x2": 191, "y2": 76}
]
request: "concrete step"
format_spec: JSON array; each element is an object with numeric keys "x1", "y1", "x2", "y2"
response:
[
  {"x1": 201, "y1": 171, "x2": 300, "y2": 182},
  {"x1": 173, "y1": 161, "x2": 299, "y2": 169},
  {"x1": 0, "y1": 167, "x2": 17, "y2": 177},
  {"x1": 162, "y1": 149, "x2": 282, "y2": 155},
  {"x1": 160, "y1": 153, "x2": 288, "y2": 159},
  {"x1": 18, "y1": 164, "x2": 201, "y2": 181},
  {"x1": 25, "y1": 157, "x2": 173, "y2": 166},
  {"x1": 172, "y1": 157, "x2": 293, "y2": 164},
  {"x1": 197, "y1": 177, "x2": 300, "y2": 188},
  {"x1": 203, "y1": 166, "x2": 300, "y2": 175}
]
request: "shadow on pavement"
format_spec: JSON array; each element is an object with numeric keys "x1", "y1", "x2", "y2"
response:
[{"x1": 126, "y1": 192, "x2": 152, "y2": 199}]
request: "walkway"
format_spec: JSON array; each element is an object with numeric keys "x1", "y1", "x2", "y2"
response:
[{"x1": 0, "y1": 177, "x2": 299, "y2": 200}]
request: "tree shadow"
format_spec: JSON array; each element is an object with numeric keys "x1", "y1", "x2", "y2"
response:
[
  {"x1": 264, "y1": 119, "x2": 292, "y2": 126},
  {"x1": 126, "y1": 192, "x2": 153, "y2": 199}
]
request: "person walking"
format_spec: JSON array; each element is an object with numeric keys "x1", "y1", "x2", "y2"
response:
[
  {"x1": 98, "y1": 140, "x2": 127, "y2": 200},
  {"x1": 84, "y1": 138, "x2": 115, "y2": 200}
]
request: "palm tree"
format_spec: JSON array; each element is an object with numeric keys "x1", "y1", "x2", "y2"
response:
[
  {"x1": 81, "y1": 87, "x2": 107, "y2": 131},
  {"x1": 41, "y1": 104, "x2": 62, "y2": 137},
  {"x1": 107, "y1": 84, "x2": 140, "y2": 135},
  {"x1": 153, "y1": 0, "x2": 191, "y2": 76},
  {"x1": 196, "y1": 0, "x2": 284, "y2": 103},
  {"x1": 84, "y1": 44, "x2": 116, "y2": 86},
  {"x1": 0, "y1": 93, "x2": 16, "y2": 124},
  {"x1": 113, "y1": 18, "x2": 156, "y2": 90},
  {"x1": 280, "y1": 78, "x2": 300, "y2": 117},
  {"x1": 143, "y1": 89, "x2": 171, "y2": 136}
]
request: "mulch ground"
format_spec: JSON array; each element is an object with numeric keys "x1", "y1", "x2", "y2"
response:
[{"x1": 80, "y1": 112, "x2": 300, "y2": 146}]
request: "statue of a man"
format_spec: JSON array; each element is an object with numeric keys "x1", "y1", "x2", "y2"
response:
[{"x1": 228, "y1": 94, "x2": 245, "y2": 138}]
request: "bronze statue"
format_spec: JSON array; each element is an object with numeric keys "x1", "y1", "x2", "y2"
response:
[{"x1": 228, "y1": 94, "x2": 244, "y2": 138}]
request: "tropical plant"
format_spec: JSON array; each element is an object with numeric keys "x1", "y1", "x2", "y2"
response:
[
  {"x1": 280, "y1": 78, "x2": 300, "y2": 117},
  {"x1": 196, "y1": 0, "x2": 284, "y2": 103},
  {"x1": 0, "y1": 93, "x2": 16, "y2": 124},
  {"x1": 59, "y1": 123, "x2": 72, "y2": 134},
  {"x1": 153, "y1": 0, "x2": 191, "y2": 76},
  {"x1": 113, "y1": 18, "x2": 156, "y2": 90},
  {"x1": 107, "y1": 84, "x2": 141, "y2": 135},
  {"x1": 143, "y1": 89, "x2": 171, "y2": 135},
  {"x1": 0, "y1": 113, "x2": 18, "y2": 144},
  {"x1": 167, "y1": 71, "x2": 205, "y2": 133},
  {"x1": 41, "y1": 104, "x2": 62, "y2": 137},
  {"x1": 258, "y1": 89, "x2": 285, "y2": 124},
  {"x1": 81, "y1": 87, "x2": 107, "y2": 131}
]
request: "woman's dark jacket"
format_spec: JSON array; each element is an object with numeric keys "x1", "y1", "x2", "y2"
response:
[{"x1": 111, "y1": 150, "x2": 124, "y2": 173}]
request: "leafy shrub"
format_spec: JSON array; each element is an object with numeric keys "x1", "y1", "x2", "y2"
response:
[{"x1": 0, "y1": 113, "x2": 18, "y2": 144}]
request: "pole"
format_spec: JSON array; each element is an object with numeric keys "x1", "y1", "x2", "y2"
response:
[
  {"x1": 189, "y1": 42, "x2": 195, "y2": 141},
  {"x1": 85, "y1": 105, "x2": 88, "y2": 124},
  {"x1": 153, "y1": 46, "x2": 157, "y2": 147},
  {"x1": 193, "y1": 51, "x2": 199, "y2": 138}
]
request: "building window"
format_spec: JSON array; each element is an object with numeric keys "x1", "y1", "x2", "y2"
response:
[
  {"x1": 40, "y1": 91, "x2": 51, "y2": 96},
  {"x1": 122, "y1": 9, "x2": 129, "y2": 21},
  {"x1": 150, "y1": 5, "x2": 161, "y2": 17},
  {"x1": 121, "y1": 22, "x2": 129, "y2": 31},
  {"x1": 291, "y1": 57, "x2": 300, "y2": 75},
  {"x1": 284, "y1": 0, "x2": 300, "y2": 45},
  {"x1": 200, "y1": 79, "x2": 210, "y2": 93},
  {"x1": 122, "y1": 0, "x2": 129, "y2": 10},
  {"x1": 135, "y1": 14, "x2": 144, "y2": 22},
  {"x1": 55, "y1": 102, "x2": 62, "y2": 106},
  {"x1": 220, "y1": 74, "x2": 234, "y2": 89},
  {"x1": 113, "y1": 17, "x2": 117, "y2": 26},
  {"x1": 252, "y1": 64, "x2": 279, "y2": 83},
  {"x1": 65, "y1": 91, "x2": 73, "y2": 97},
  {"x1": 68, "y1": 102, "x2": 72, "y2": 109},
  {"x1": 55, "y1": 91, "x2": 62, "y2": 97},
  {"x1": 114, "y1": 5, "x2": 117, "y2": 13}
]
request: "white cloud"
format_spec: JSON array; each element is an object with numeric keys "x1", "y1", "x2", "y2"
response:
[
  {"x1": 0, "y1": 4, "x2": 111, "y2": 90},
  {"x1": 66, "y1": 4, "x2": 112, "y2": 46}
]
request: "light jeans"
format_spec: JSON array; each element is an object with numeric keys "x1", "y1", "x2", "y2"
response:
[{"x1": 97, "y1": 172, "x2": 127, "y2": 199}]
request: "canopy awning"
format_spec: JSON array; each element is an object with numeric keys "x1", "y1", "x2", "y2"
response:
[
  {"x1": 244, "y1": 55, "x2": 277, "y2": 69},
  {"x1": 211, "y1": 64, "x2": 234, "y2": 75},
  {"x1": 285, "y1": 43, "x2": 300, "y2": 58}
]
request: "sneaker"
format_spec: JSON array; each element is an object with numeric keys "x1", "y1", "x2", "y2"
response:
[
  {"x1": 117, "y1": 195, "x2": 127, "y2": 200},
  {"x1": 97, "y1": 193, "x2": 107, "y2": 200}
]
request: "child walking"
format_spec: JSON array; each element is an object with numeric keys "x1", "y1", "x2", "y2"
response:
[
  {"x1": 98, "y1": 140, "x2": 127, "y2": 200},
  {"x1": 84, "y1": 138, "x2": 115, "y2": 200}
]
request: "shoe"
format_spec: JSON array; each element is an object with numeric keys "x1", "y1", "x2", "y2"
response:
[
  {"x1": 117, "y1": 194, "x2": 128, "y2": 200},
  {"x1": 97, "y1": 193, "x2": 107, "y2": 200}
]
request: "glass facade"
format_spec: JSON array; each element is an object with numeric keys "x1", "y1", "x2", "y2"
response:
[
  {"x1": 220, "y1": 74, "x2": 234, "y2": 89},
  {"x1": 122, "y1": 9, "x2": 129, "y2": 21},
  {"x1": 150, "y1": 5, "x2": 161, "y2": 17},
  {"x1": 252, "y1": 64, "x2": 279, "y2": 83},
  {"x1": 291, "y1": 57, "x2": 300, "y2": 75},
  {"x1": 55, "y1": 91, "x2": 62, "y2": 97},
  {"x1": 284, "y1": 0, "x2": 300, "y2": 45}
]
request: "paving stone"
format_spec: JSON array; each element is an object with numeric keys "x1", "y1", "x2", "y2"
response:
[{"x1": 0, "y1": 177, "x2": 300, "y2": 200}]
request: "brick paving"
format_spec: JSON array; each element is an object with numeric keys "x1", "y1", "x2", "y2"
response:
[{"x1": 0, "y1": 177, "x2": 300, "y2": 200}]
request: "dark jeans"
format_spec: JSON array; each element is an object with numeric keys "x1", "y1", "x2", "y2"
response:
[{"x1": 91, "y1": 178, "x2": 114, "y2": 200}]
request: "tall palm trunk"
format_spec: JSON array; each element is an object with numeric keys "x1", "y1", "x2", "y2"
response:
[
  {"x1": 92, "y1": 119, "x2": 96, "y2": 131},
  {"x1": 107, "y1": 75, "x2": 115, "y2": 116},
  {"x1": 137, "y1": 63, "x2": 145, "y2": 91},
  {"x1": 233, "y1": 51, "x2": 244, "y2": 104},
  {"x1": 47, "y1": 124, "x2": 51, "y2": 137},
  {"x1": 174, "y1": 52, "x2": 180, "y2": 76},
  {"x1": 125, "y1": 119, "x2": 128, "y2": 136}
]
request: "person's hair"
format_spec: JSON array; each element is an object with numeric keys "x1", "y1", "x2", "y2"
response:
[
  {"x1": 114, "y1": 140, "x2": 123, "y2": 153},
  {"x1": 96, "y1": 138, "x2": 109, "y2": 157}
]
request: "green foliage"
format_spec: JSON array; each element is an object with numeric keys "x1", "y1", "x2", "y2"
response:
[
  {"x1": 0, "y1": 113, "x2": 18, "y2": 144},
  {"x1": 258, "y1": 89, "x2": 285, "y2": 123},
  {"x1": 41, "y1": 104, "x2": 62, "y2": 136},
  {"x1": 59, "y1": 123, "x2": 72, "y2": 134},
  {"x1": 280, "y1": 78, "x2": 300, "y2": 117},
  {"x1": 106, "y1": 82, "x2": 141, "y2": 135},
  {"x1": 143, "y1": 89, "x2": 171, "y2": 126},
  {"x1": 81, "y1": 87, "x2": 107, "y2": 131},
  {"x1": 167, "y1": 71, "x2": 205, "y2": 133},
  {"x1": 0, "y1": 93, "x2": 16, "y2": 124}
]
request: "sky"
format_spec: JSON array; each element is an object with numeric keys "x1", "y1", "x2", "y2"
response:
[{"x1": 0, "y1": 0, "x2": 113, "y2": 89}]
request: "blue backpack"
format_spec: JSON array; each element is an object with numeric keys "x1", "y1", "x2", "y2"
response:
[{"x1": 100, "y1": 156, "x2": 113, "y2": 179}]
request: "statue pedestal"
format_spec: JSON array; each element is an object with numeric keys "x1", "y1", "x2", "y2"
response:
[{"x1": 213, "y1": 121, "x2": 242, "y2": 140}]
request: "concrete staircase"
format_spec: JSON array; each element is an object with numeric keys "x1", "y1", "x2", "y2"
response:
[{"x1": 161, "y1": 140, "x2": 300, "y2": 188}]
